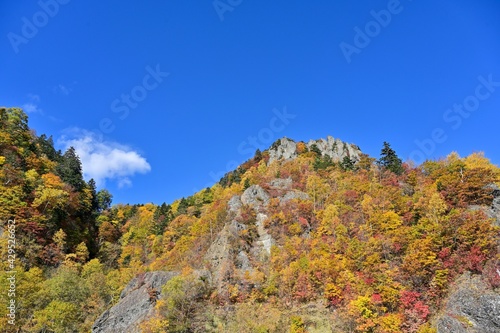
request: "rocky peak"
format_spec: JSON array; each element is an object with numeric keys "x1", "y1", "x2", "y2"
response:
[{"x1": 267, "y1": 136, "x2": 362, "y2": 164}]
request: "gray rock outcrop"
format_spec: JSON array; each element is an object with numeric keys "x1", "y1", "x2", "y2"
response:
[
  {"x1": 436, "y1": 272, "x2": 500, "y2": 333},
  {"x1": 488, "y1": 184, "x2": 500, "y2": 226},
  {"x1": 227, "y1": 195, "x2": 243, "y2": 213},
  {"x1": 206, "y1": 185, "x2": 275, "y2": 287},
  {"x1": 92, "y1": 271, "x2": 178, "y2": 333},
  {"x1": 241, "y1": 186, "x2": 273, "y2": 254},
  {"x1": 269, "y1": 177, "x2": 293, "y2": 191},
  {"x1": 268, "y1": 137, "x2": 298, "y2": 162},
  {"x1": 267, "y1": 136, "x2": 362, "y2": 164},
  {"x1": 254, "y1": 212, "x2": 272, "y2": 255},
  {"x1": 241, "y1": 185, "x2": 270, "y2": 208},
  {"x1": 470, "y1": 184, "x2": 500, "y2": 226},
  {"x1": 492, "y1": 196, "x2": 500, "y2": 226},
  {"x1": 281, "y1": 190, "x2": 310, "y2": 203},
  {"x1": 204, "y1": 220, "x2": 244, "y2": 286}
]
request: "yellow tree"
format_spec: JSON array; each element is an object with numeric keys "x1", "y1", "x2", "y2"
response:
[{"x1": 306, "y1": 174, "x2": 330, "y2": 211}]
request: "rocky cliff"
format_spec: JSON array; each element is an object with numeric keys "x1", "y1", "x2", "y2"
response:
[
  {"x1": 267, "y1": 136, "x2": 361, "y2": 163},
  {"x1": 204, "y1": 182, "x2": 309, "y2": 292},
  {"x1": 92, "y1": 271, "x2": 178, "y2": 333},
  {"x1": 436, "y1": 273, "x2": 500, "y2": 333}
]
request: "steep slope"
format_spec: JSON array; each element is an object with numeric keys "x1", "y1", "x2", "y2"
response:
[
  {"x1": 1, "y1": 108, "x2": 499, "y2": 333},
  {"x1": 92, "y1": 144, "x2": 500, "y2": 333}
]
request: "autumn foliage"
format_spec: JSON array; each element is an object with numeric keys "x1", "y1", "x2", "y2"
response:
[{"x1": 0, "y1": 107, "x2": 499, "y2": 332}]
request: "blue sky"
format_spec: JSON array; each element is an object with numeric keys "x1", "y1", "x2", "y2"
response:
[{"x1": 1, "y1": 0, "x2": 500, "y2": 205}]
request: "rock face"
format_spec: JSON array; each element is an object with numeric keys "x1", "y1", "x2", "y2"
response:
[
  {"x1": 471, "y1": 184, "x2": 500, "y2": 227},
  {"x1": 204, "y1": 219, "x2": 246, "y2": 286},
  {"x1": 436, "y1": 272, "x2": 500, "y2": 333},
  {"x1": 269, "y1": 177, "x2": 293, "y2": 191},
  {"x1": 206, "y1": 185, "x2": 274, "y2": 287},
  {"x1": 281, "y1": 190, "x2": 310, "y2": 203},
  {"x1": 240, "y1": 185, "x2": 273, "y2": 254},
  {"x1": 488, "y1": 184, "x2": 500, "y2": 226},
  {"x1": 268, "y1": 137, "x2": 298, "y2": 162},
  {"x1": 255, "y1": 212, "x2": 272, "y2": 254},
  {"x1": 92, "y1": 271, "x2": 178, "y2": 333},
  {"x1": 268, "y1": 136, "x2": 362, "y2": 164},
  {"x1": 241, "y1": 185, "x2": 270, "y2": 207},
  {"x1": 227, "y1": 195, "x2": 243, "y2": 213},
  {"x1": 492, "y1": 196, "x2": 500, "y2": 226}
]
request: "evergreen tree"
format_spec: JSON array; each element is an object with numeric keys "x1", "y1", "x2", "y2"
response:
[
  {"x1": 36, "y1": 134, "x2": 61, "y2": 162},
  {"x1": 56, "y1": 147, "x2": 85, "y2": 191},
  {"x1": 96, "y1": 189, "x2": 113, "y2": 212},
  {"x1": 313, "y1": 155, "x2": 334, "y2": 170},
  {"x1": 87, "y1": 179, "x2": 99, "y2": 212},
  {"x1": 232, "y1": 167, "x2": 243, "y2": 184},
  {"x1": 340, "y1": 156, "x2": 356, "y2": 171},
  {"x1": 378, "y1": 142, "x2": 404, "y2": 175},
  {"x1": 201, "y1": 187, "x2": 213, "y2": 204},
  {"x1": 153, "y1": 203, "x2": 173, "y2": 235},
  {"x1": 254, "y1": 149, "x2": 262, "y2": 162},
  {"x1": 309, "y1": 144, "x2": 322, "y2": 156},
  {"x1": 177, "y1": 198, "x2": 189, "y2": 215}
]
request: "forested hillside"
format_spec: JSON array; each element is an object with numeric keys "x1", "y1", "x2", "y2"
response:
[{"x1": 1, "y1": 107, "x2": 499, "y2": 333}]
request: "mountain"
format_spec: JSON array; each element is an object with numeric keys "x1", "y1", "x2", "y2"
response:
[{"x1": 1, "y1": 107, "x2": 499, "y2": 333}]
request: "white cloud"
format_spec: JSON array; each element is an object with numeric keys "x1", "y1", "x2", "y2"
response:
[
  {"x1": 52, "y1": 82, "x2": 76, "y2": 96},
  {"x1": 117, "y1": 177, "x2": 132, "y2": 189},
  {"x1": 58, "y1": 129, "x2": 151, "y2": 188},
  {"x1": 27, "y1": 94, "x2": 40, "y2": 102},
  {"x1": 22, "y1": 102, "x2": 42, "y2": 113},
  {"x1": 22, "y1": 94, "x2": 43, "y2": 114}
]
